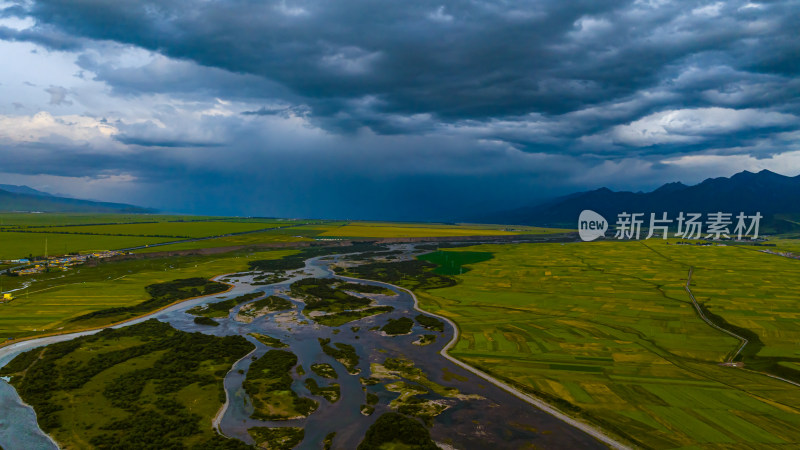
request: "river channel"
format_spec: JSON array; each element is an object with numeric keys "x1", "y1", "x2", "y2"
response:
[{"x1": 0, "y1": 245, "x2": 602, "y2": 449}]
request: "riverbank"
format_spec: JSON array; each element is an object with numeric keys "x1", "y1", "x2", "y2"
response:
[
  {"x1": 0, "y1": 278, "x2": 235, "y2": 353},
  {"x1": 337, "y1": 274, "x2": 630, "y2": 450}
]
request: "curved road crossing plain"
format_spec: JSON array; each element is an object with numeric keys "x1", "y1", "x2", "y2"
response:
[{"x1": 1, "y1": 217, "x2": 800, "y2": 448}]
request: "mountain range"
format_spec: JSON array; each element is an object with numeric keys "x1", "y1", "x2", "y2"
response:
[
  {"x1": 486, "y1": 170, "x2": 800, "y2": 232},
  {"x1": 0, "y1": 185, "x2": 155, "y2": 214}
]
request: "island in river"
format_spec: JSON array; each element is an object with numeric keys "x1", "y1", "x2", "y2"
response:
[{"x1": 0, "y1": 244, "x2": 605, "y2": 449}]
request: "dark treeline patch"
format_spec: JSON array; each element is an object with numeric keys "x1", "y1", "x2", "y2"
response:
[
  {"x1": 248, "y1": 427, "x2": 304, "y2": 450},
  {"x1": 290, "y1": 278, "x2": 371, "y2": 312},
  {"x1": 0, "y1": 346, "x2": 41, "y2": 373},
  {"x1": 700, "y1": 303, "x2": 800, "y2": 384},
  {"x1": 310, "y1": 363, "x2": 338, "y2": 379},
  {"x1": 248, "y1": 333, "x2": 288, "y2": 348},
  {"x1": 417, "y1": 251, "x2": 494, "y2": 275},
  {"x1": 69, "y1": 277, "x2": 228, "y2": 323},
  {"x1": 193, "y1": 316, "x2": 220, "y2": 326},
  {"x1": 245, "y1": 350, "x2": 296, "y2": 391},
  {"x1": 243, "y1": 350, "x2": 318, "y2": 420},
  {"x1": 414, "y1": 314, "x2": 444, "y2": 332},
  {"x1": 342, "y1": 250, "x2": 403, "y2": 261},
  {"x1": 415, "y1": 243, "x2": 478, "y2": 250},
  {"x1": 248, "y1": 295, "x2": 292, "y2": 311},
  {"x1": 313, "y1": 306, "x2": 394, "y2": 327},
  {"x1": 339, "y1": 282, "x2": 395, "y2": 296},
  {"x1": 0, "y1": 319, "x2": 253, "y2": 448},
  {"x1": 187, "y1": 291, "x2": 264, "y2": 318},
  {"x1": 357, "y1": 413, "x2": 438, "y2": 450},
  {"x1": 248, "y1": 243, "x2": 390, "y2": 273},
  {"x1": 381, "y1": 317, "x2": 414, "y2": 335},
  {"x1": 342, "y1": 259, "x2": 456, "y2": 291},
  {"x1": 304, "y1": 378, "x2": 341, "y2": 403},
  {"x1": 318, "y1": 338, "x2": 360, "y2": 374},
  {"x1": 323, "y1": 432, "x2": 336, "y2": 450}
]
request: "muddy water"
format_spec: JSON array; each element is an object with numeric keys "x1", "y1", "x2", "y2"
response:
[{"x1": 0, "y1": 245, "x2": 603, "y2": 450}]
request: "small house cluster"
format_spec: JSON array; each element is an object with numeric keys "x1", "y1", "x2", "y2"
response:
[{"x1": 3, "y1": 251, "x2": 123, "y2": 276}]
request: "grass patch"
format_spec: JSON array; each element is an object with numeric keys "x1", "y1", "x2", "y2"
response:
[
  {"x1": 340, "y1": 259, "x2": 455, "y2": 291},
  {"x1": 187, "y1": 292, "x2": 263, "y2": 318},
  {"x1": 304, "y1": 378, "x2": 341, "y2": 403},
  {"x1": 319, "y1": 338, "x2": 360, "y2": 374},
  {"x1": 249, "y1": 333, "x2": 288, "y2": 348},
  {"x1": 248, "y1": 426, "x2": 304, "y2": 450},
  {"x1": 405, "y1": 240, "x2": 800, "y2": 448},
  {"x1": 71, "y1": 277, "x2": 229, "y2": 324},
  {"x1": 0, "y1": 248, "x2": 298, "y2": 340},
  {"x1": 312, "y1": 306, "x2": 394, "y2": 327},
  {"x1": 0, "y1": 232, "x2": 174, "y2": 260},
  {"x1": 417, "y1": 250, "x2": 494, "y2": 275},
  {"x1": 413, "y1": 334, "x2": 436, "y2": 346},
  {"x1": 0, "y1": 319, "x2": 253, "y2": 448},
  {"x1": 320, "y1": 222, "x2": 552, "y2": 238},
  {"x1": 243, "y1": 350, "x2": 317, "y2": 420},
  {"x1": 291, "y1": 278, "x2": 372, "y2": 312},
  {"x1": 356, "y1": 412, "x2": 438, "y2": 450},
  {"x1": 310, "y1": 363, "x2": 338, "y2": 379}
]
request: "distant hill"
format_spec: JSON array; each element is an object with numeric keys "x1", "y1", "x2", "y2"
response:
[
  {"x1": 0, "y1": 186, "x2": 156, "y2": 214},
  {"x1": 0, "y1": 184, "x2": 54, "y2": 197},
  {"x1": 483, "y1": 170, "x2": 800, "y2": 233}
]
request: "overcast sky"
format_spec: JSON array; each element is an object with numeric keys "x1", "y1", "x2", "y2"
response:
[{"x1": 0, "y1": 0, "x2": 798, "y2": 220}]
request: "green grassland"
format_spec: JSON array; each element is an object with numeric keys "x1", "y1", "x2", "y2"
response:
[
  {"x1": 319, "y1": 338, "x2": 360, "y2": 374},
  {"x1": 357, "y1": 412, "x2": 438, "y2": 450},
  {"x1": 319, "y1": 221, "x2": 568, "y2": 238},
  {"x1": 0, "y1": 213, "x2": 210, "y2": 227},
  {"x1": 417, "y1": 250, "x2": 493, "y2": 275},
  {"x1": 130, "y1": 224, "x2": 345, "y2": 253},
  {"x1": 243, "y1": 350, "x2": 318, "y2": 420},
  {"x1": 0, "y1": 319, "x2": 253, "y2": 449},
  {"x1": 0, "y1": 216, "x2": 568, "y2": 260},
  {"x1": 0, "y1": 232, "x2": 175, "y2": 260},
  {"x1": 0, "y1": 249, "x2": 298, "y2": 340},
  {"x1": 130, "y1": 220, "x2": 546, "y2": 253},
  {"x1": 762, "y1": 237, "x2": 800, "y2": 254},
  {"x1": 412, "y1": 241, "x2": 800, "y2": 448},
  {"x1": 187, "y1": 292, "x2": 264, "y2": 318},
  {"x1": 0, "y1": 213, "x2": 329, "y2": 259},
  {"x1": 23, "y1": 221, "x2": 289, "y2": 237},
  {"x1": 313, "y1": 306, "x2": 395, "y2": 327},
  {"x1": 249, "y1": 333, "x2": 289, "y2": 348},
  {"x1": 310, "y1": 363, "x2": 338, "y2": 379},
  {"x1": 248, "y1": 426, "x2": 304, "y2": 450}
]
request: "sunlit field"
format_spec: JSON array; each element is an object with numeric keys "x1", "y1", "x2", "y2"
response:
[
  {"x1": 0, "y1": 232, "x2": 175, "y2": 260},
  {"x1": 417, "y1": 240, "x2": 800, "y2": 448},
  {"x1": 0, "y1": 213, "x2": 325, "y2": 259},
  {"x1": 23, "y1": 221, "x2": 290, "y2": 237},
  {"x1": 131, "y1": 224, "x2": 342, "y2": 253},
  {"x1": 319, "y1": 221, "x2": 568, "y2": 238},
  {"x1": 0, "y1": 249, "x2": 297, "y2": 340}
]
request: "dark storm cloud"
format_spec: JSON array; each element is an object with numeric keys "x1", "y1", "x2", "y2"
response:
[
  {"x1": 0, "y1": 141, "x2": 130, "y2": 176},
  {"x1": 74, "y1": 53, "x2": 295, "y2": 101},
  {"x1": 241, "y1": 105, "x2": 311, "y2": 118},
  {"x1": 8, "y1": 0, "x2": 798, "y2": 135},
  {"x1": 113, "y1": 135, "x2": 223, "y2": 148},
  {"x1": 1, "y1": 0, "x2": 799, "y2": 219},
  {"x1": 0, "y1": 23, "x2": 86, "y2": 51}
]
